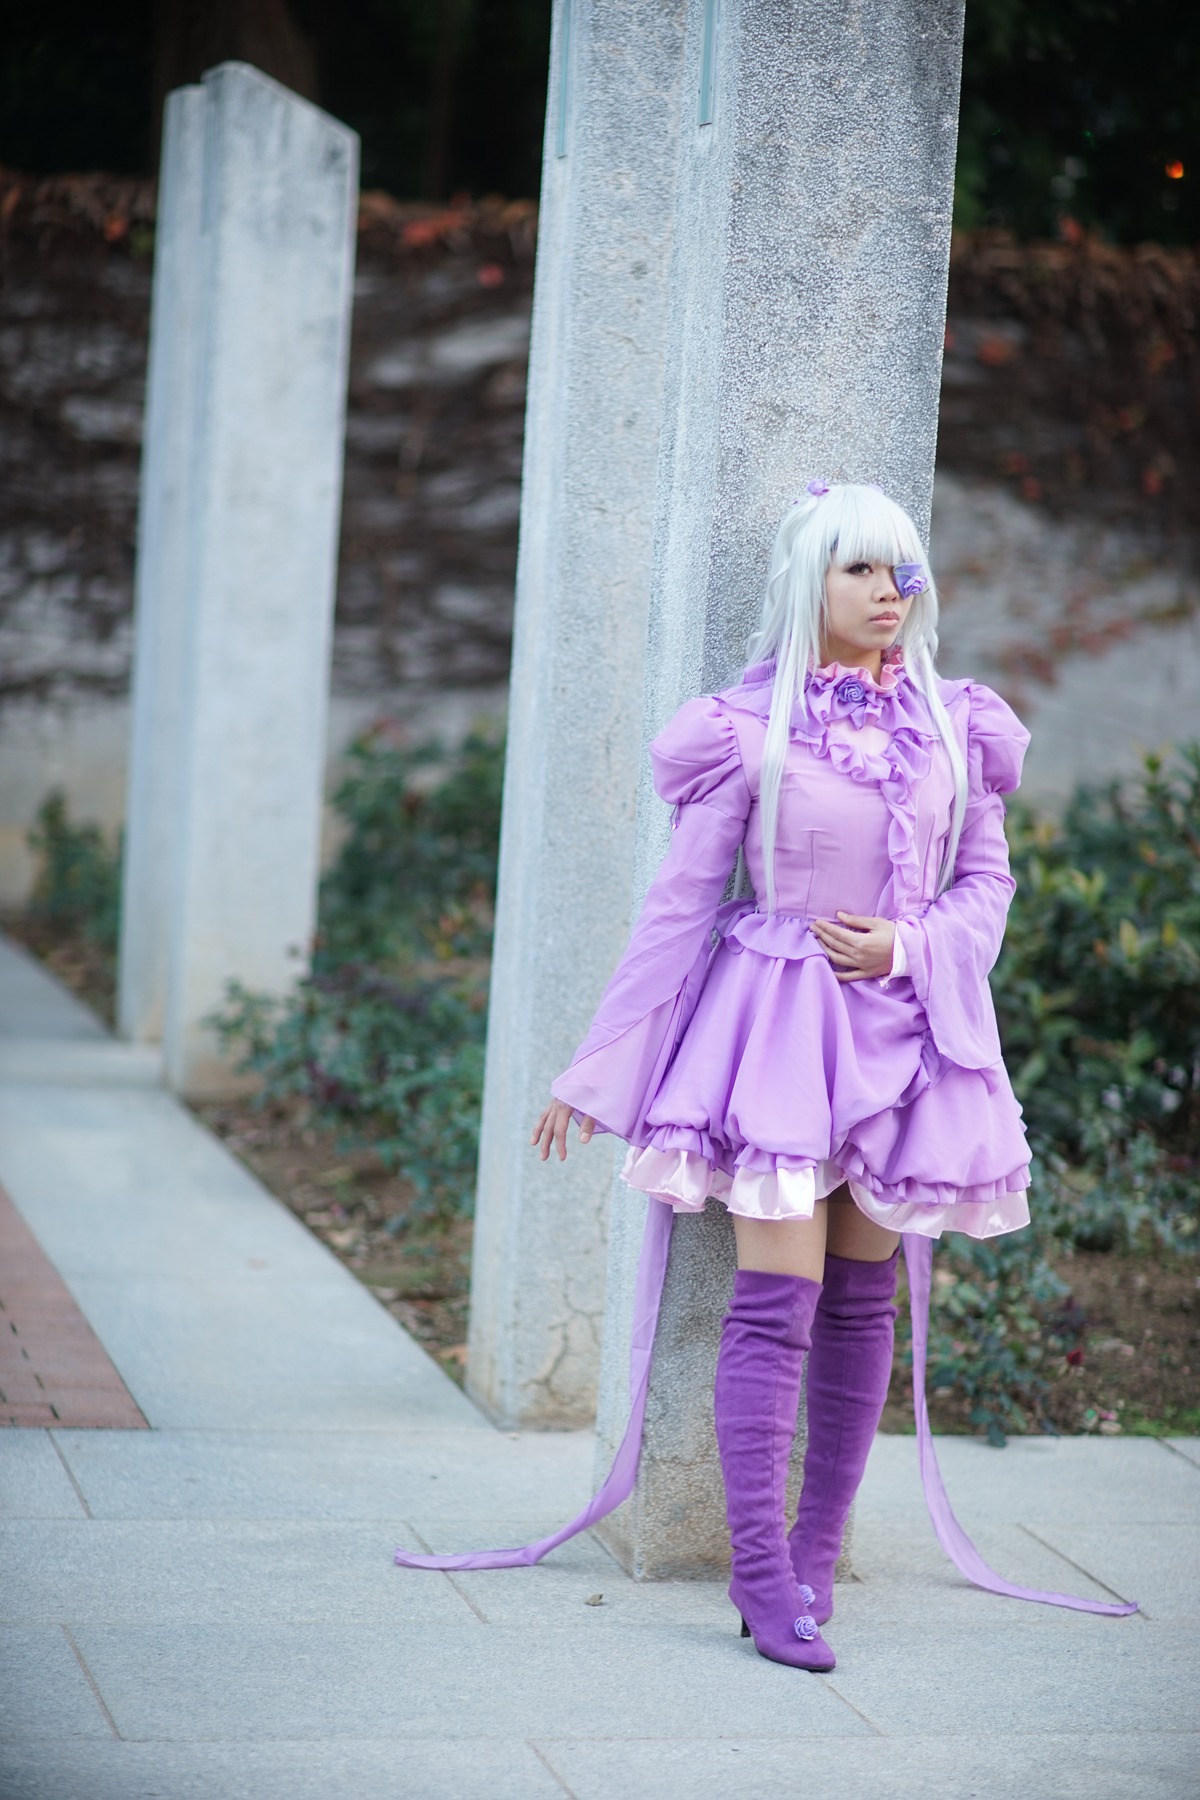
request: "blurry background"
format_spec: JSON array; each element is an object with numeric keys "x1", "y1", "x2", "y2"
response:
[
  {"x1": 2, "y1": 0, "x2": 1199, "y2": 900},
  {"x1": 1, "y1": 0, "x2": 1197, "y2": 1444}
]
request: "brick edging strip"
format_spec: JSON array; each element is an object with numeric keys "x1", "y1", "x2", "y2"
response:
[{"x1": 0, "y1": 1184, "x2": 147, "y2": 1428}]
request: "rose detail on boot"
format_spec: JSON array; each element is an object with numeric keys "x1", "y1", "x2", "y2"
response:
[
  {"x1": 797, "y1": 1584, "x2": 816, "y2": 1608},
  {"x1": 714, "y1": 1269, "x2": 836, "y2": 1673}
]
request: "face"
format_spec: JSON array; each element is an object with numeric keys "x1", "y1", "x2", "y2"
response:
[{"x1": 821, "y1": 558, "x2": 913, "y2": 669}]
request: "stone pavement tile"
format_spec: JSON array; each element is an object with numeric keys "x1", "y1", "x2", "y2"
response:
[
  {"x1": 862, "y1": 1433, "x2": 1200, "y2": 1526},
  {"x1": 62, "y1": 1273, "x2": 473, "y2": 1395},
  {"x1": 0, "y1": 938, "x2": 106, "y2": 1043},
  {"x1": 821, "y1": 1617, "x2": 1194, "y2": 1736},
  {"x1": 119, "y1": 1380, "x2": 484, "y2": 1432},
  {"x1": 52, "y1": 1427, "x2": 594, "y2": 1521},
  {"x1": 1165, "y1": 1437, "x2": 1200, "y2": 1469},
  {"x1": 0, "y1": 1520, "x2": 478, "y2": 1626},
  {"x1": 0, "y1": 1626, "x2": 114, "y2": 1741},
  {"x1": 0, "y1": 1738, "x2": 566, "y2": 1800},
  {"x1": 69, "y1": 1623, "x2": 870, "y2": 1742},
  {"x1": 0, "y1": 1086, "x2": 336, "y2": 1283},
  {"x1": 402, "y1": 1512, "x2": 741, "y2": 1641},
  {"x1": 0, "y1": 1042, "x2": 163, "y2": 1086},
  {"x1": 533, "y1": 1733, "x2": 1200, "y2": 1800},
  {"x1": 845, "y1": 1515, "x2": 1134, "y2": 1620},
  {"x1": 1022, "y1": 1522, "x2": 1199, "y2": 1624},
  {"x1": 0, "y1": 1435, "x2": 87, "y2": 1518},
  {"x1": 400, "y1": 1519, "x2": 740, "y2": 1633}
]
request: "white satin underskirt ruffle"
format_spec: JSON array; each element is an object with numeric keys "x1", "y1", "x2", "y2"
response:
[{"x1": 620, "y1": 1145, "x2": 1030, "y2": 1241}]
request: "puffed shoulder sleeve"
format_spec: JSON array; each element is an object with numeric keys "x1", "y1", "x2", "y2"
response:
[
  {"x1": 964, "y1": 683, "x2": 1030, "y2": 803},
  {"x1": 894, "y1": 682, "x2": 1030, "y2": 1073},
  {"x1": 649, "y1": 694, "x2": 752, "y2": 818},
  {"x1": 551, "y1": 695, "x2": 750, "y2": 1143}
]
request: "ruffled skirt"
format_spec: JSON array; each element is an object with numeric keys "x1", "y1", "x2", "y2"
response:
[{"x1": 619, "y1": 918, "x2": 1030, "y2": 1240}]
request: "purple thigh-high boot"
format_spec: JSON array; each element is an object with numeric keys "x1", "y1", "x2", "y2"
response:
[
  {"x1": 714, "y1": 1269, "x2": 836, "y2": 1672},
  {"x1": 788, "y1": 1249, "x2": 900, "y2": 1625}
]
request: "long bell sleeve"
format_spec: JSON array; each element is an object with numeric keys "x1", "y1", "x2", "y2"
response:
[
  {"x1": 551, "y1": 696, "x2": 752, "y2": 1143},
  {"x1": 895, "y1": 684, "x2": 1030, "y2": 1072}
]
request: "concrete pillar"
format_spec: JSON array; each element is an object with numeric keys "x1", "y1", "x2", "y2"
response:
[
  {"x1": 466, "y1": 2, "x2": 689, "y2": 1428},
  {"x1": 118, "y1": 84, "x2": 206, "y2": 1044},
  {"x1": 117, "y1": 63, "x2": 358, "y2": 1095},
  {"x1": 594, "y1": 0, "x2": 966, "y2": 1577}
]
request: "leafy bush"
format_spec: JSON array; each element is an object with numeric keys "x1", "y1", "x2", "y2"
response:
[
  {"x1": 996, "y1": 745, "x2": 1200, "y2": 1167},
  {"x1": 916, "y1": 744, "x2": 1200, "y2": 1441},
  {"x1": 213, "y1": 963, "x2": 487, "y2": 1223},
  {"x1": 921, "y1": 1229, "x2": 1078, "y2": 1447},
  {"x1": 213, "y1": 728, "x2": 504, "y2": 1225},
  {"x1": 996, "y1": 745, "x2": 1200, "y2": 1242},
  {"x1": 26, "y1": 790, "x2": 121, "y2": 951},
  {"x1": 316, "y1": 729, "x2": 503, "y2": 969}
]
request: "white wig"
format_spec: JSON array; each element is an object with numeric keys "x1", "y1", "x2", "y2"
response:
[{"x1": 746, "y1": 482, "x2": 967, "y2": 913}]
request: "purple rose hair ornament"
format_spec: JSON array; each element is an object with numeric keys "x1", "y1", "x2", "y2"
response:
[
  {"x1": 894, "y1": 561, "x2": 929, "y2": 599},
  {"x1": 803, "y1": 478, "x2": 829, "y2": 498}
]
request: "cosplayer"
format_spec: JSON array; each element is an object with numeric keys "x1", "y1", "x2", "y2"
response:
[{"x1": 396, "y1": 481, "x2": 1136, "y2": 1654}]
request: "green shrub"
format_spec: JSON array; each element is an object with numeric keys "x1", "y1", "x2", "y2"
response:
[
  {"x1": 316, "y1": 729, "x2": 503, "y2": 969},
  {"x1": 918, "y1": 744, "x2": 1200, "y2": 1441},
  {"x1": 997, "y1": 745, "x2": 1200, "y2": 1170},
  {"x1": 916, "y1": 1226, "x2": 1077, "y2": 1447},
  {"x1": 213, "y1": 729, "x2": 504, "y2": 1225},
  {"x1": 213, "y1": 963, "x2": 487, "y2": 1223},
  {"x1": 26, "y1": 790, "x2": 121, "y2": 951}
]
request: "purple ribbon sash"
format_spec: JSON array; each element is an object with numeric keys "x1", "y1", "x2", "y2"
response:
[
  {"x1": 393, "y1": 1200, "x2": 673, "y2": 1572},
  {"x1": 395, "y1": 1209, "x2": 1138, "y2": 1618},
  {"x1": 902, "y1": 1233, "x2": 1136, "y2": 1615}
]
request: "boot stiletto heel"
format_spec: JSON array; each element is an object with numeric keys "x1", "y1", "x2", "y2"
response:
[{"x1": 715, "y1": 1270, "x2": 836, "y2": 1672}]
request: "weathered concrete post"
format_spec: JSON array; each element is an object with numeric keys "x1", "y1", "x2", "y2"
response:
[
  {"x1": 466, "y1": 2, "x2": 689, "y2": 1427},
  {"x1": 117, "y1": 63, "x2": 358, "y2": 1095},
  {"x1": 118, "y1": 83, "x2": 206, "y2": 1045},
  {"x1": 594, "y1": 0, "x2": 966, "y2": 1577}
]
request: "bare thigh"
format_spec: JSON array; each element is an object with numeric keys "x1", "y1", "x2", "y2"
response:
[
  {"x1": 825, "y1": 1184, "x2": 900, "y2": 1261},
  {"x1": 733, "y1": 1206, "x2": 828, "y2": 1279},
  {"x1": 732, "y1": 1187, "x2": 899, "y2": 1279}
]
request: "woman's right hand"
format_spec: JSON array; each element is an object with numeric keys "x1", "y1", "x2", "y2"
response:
[{"x1": 531, "y1": 1099, "x2": 595, "y2": 1162}]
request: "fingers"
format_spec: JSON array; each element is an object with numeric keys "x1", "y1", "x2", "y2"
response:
[
  {"x1": 811, "y1": 919, "x2": 862, "y2": 950},
  {"x1": 531, "y1": 1102, "x2": 597, "y2": 1162},
  {"x1": 823, "y1": 946, "x2": 862, "y2": 968},
  {"x1": 530, "y1": 1104, "x2": 553, "y2": 1146},
  {"x1": 836, "y1": 912, "x2": 882, "y2": 929}
]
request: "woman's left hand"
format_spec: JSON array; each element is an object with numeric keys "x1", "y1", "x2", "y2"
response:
[{"x1": 811, "y1": 912, "x2": 896, "y2": 983}]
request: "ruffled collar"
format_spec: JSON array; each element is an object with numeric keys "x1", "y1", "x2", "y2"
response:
[
  {"x1": 725, "y1": 651, "x2": 934, "y2": 907},
  {"x1": 813, "y1": 645, "x2": 905, "y2": 694}
]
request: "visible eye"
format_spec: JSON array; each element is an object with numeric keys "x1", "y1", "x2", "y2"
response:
[{"x1": 845, "y1": 561, "x2": 871, "y2": 576}]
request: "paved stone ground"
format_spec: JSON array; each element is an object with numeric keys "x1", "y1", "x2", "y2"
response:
[{"x1": 0, "y1": 935, "x2": 1196, "y2": 1800}]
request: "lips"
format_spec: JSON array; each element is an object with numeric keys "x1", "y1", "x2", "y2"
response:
[{"x1": 873, "y1": 613, "x2": 900, "y2": 625}]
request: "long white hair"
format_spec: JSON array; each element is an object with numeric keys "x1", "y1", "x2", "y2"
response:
[{"x1": 746, "y1": 482, "x2": 967, "y2": 913}]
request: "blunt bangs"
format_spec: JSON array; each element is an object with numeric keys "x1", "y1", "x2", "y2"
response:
[{"x1": 824, "y1": 485, "x2": 925, "y2": 575}]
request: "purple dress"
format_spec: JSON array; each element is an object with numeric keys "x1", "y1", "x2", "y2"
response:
[
  {"x1": 553, "y1": 656, "x2": 1032, "y2": 1240},
  {"x1": 397, "y1": 655, "x2": 1137, "y2": 1615}
]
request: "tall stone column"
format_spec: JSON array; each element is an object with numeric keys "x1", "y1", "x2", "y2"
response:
[
  {"x1": 594, "y1": 0, "x2": 966, "y2": 1577},
  {"x1": 117, "y1": 63, "x2": 358, "y2": 1095},
  {"x1": 118, "y1": 84, "x2": 206, "y2": 1046},
  {"x1": 466, "y1": 0, "x2": 688, "y2": 1428}
]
